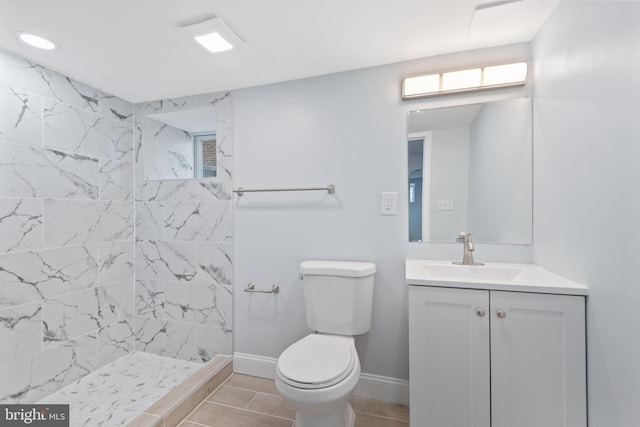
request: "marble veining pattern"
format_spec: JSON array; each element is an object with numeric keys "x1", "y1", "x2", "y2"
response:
[
  {"x1": 0, "y1": 48, "x2": 233, "y2": 405},
  {"x1": 0, "y1": 333, "x2": 97, "y2": 403},
  {"x1": 42, "y1": 200, "x2": 100, "y2": 247},
  {"x1": 0, "y1": 53, "x2": 99, "y2": 113},
  {"x1": 99, "y1": 94, "x2": 134, "y2": 124},
  {"x1": 0, "y1": 83, "x2": 42, "y2": 146},
  {"x1": 164, "y1": 281, "x2": 232, "y2": 328},
  {"x1": 135, "y1": 201, "x2": 164, "y2": 240},
  {"x1": 0, "y1": 301, "x2": 42, "y2": 365},
  {"x1": 134, "y1": 316, "x2": 228, "y2": 362},
  {"x1": 0, "y1": 48, "x2": 136, "y2": 404},
  {"x1": 0, "y1": 245, "x2": 99, "y2": 308},
  {"x1": 0, "y1": 198, "x2": 43, "y2": 253},
  {"x1": 42, "y1": 280, "x2": 132, "y2": 347},
  {"x1": 97, "y1": 319, "x2": 134, "y2": 367},
  {"x1": 165, "y1": 200, "x2": 232, "y2": 242},
  {"x1": 140, "y1": 117, "x2": 194, "y2": 180},
  {"x1": 135, "y1": 239, "x2": 198, "y2": 282},
  {"x1": 37, "y1": 351, "x2": 202, "y2": 426},
  {"x1": 133, "y1": 90, "x2": 233, "y2": 363},
  {"x1": 42, "y1": 287, "x2": 101, "y2": 346},
  {"x1": 43, "y1": 200, "x2": 133, "y2": 247},
  {"x1": 44, "y1": 100, "x2": 132, "y2": 160},
  {"x1": 0, "y1": 141, "x2": 99, "y2": 199},
  {"x1": 99, "y1": 240, "x2": 134, "y2": 285},
  {"x1": 196, "y1": 242, "x2": 232, "y2": 285},
  {"x1": 135, "y1": 279, "x2": 165, "y2": 318},
  {"x1": 99, "y1": 159, "x2": 133, "y2": 201}
]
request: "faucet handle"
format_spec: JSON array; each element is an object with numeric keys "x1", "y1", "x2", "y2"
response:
[{"x1": 457, "y1": 230, "x2": 468, "y2": 243}]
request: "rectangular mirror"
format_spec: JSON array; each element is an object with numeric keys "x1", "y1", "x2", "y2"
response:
[
  {"x1": 142, "y1": 106, "x2": 217, "y2": 180},
  {"x1": 408, "y1": 97, "x2": 532, "y2": 244}
]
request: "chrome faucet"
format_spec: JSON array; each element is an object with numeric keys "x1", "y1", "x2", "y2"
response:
[{"x1": 453, "y1": 231, "x2": 484, "y2": 266}]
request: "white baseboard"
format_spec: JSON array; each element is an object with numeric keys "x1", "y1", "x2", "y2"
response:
[
  {"x1": 233, "y1": 352, "x2": 278, "y2": 380},
  {"x1": 354, "y1": 372, "x2": 409, "y2": 406},
  {"x1": 233, "y1": 352, "x2": 409, "y2": 405}
]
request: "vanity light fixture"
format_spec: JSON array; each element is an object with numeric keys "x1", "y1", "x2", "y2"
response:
[
  {"x1": 402, "y1": 61, "x2": 527, "y2": 99},
  {"x1": 181, "y1": 17, "x2": 246, "y2": 54},
  {"x1": 15, "y1": 32, "x2": 57, "y2": 50}
]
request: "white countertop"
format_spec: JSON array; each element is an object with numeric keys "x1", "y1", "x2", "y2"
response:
[{"x1": 406, "y1": 259, "x2": 588, "y2": 296}]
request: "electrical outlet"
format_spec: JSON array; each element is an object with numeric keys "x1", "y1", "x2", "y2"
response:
[
  {"x1": 381, "y1": 192, "x2": 397, "y2": 215},
  {"x1": 436, "y1": 199, "x2": 454, "y2": 211}
]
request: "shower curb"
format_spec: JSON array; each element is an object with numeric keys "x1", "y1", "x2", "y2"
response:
[{"x1": 126, "y1": 354, "x2": 233, "y2": 427}]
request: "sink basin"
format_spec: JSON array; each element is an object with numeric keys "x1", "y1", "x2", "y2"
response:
[
  {"x1": 420, "y1": 264, "x2": 523, "y2": 282},
  {"x1": 406, "y1": 259, "x2": 588, "y2": 295}
]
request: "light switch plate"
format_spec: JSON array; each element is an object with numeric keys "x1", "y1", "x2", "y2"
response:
[{"x1": 436, "y1": 199, "x2": 454, "y2": 211}]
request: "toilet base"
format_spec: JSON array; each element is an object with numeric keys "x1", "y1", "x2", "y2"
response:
[{"x1": 293, "y1": 402, "x2": 355, "y2": 427}]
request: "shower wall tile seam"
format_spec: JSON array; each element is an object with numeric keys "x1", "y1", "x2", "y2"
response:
[
  {"x1": 0, "y1": 53, "x2": 133, "y2": 116},
  {"x1": 1, "y1": 46, "x2": 233, "y2": 400},
  {"x1": 0, "y1": 48, "x2": 136, "y2": 404},
  {"x1": 132, "y1": 90, "x2": 233, "y2": 365}
]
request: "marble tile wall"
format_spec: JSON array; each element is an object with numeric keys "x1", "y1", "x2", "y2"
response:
[
  {"x1": 140, "y1": 116, "x2": 195, "y2": 180},
  {"x1": 134, "y1": 92, "x2": 233, "y2": 363},
  {"x1": 0, "y1": 49, "x2": 135, "y2": 403}
]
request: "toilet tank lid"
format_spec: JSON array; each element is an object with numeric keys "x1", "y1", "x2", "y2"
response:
[{"x1": 300, "y1": 260, "x2": 376, "y2": 277}]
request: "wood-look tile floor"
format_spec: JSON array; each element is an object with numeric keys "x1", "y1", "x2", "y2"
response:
[{"x1": 178, "y1": 374, "x2": 409, "y2": 427}]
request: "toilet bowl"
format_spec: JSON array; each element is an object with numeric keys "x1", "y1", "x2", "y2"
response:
[
  {"x1": 276, "y1": 260, "x2": 376, "y2": 427},
  {"x1": 275, "y1": 334, "x2": 361, "y2": 427}
]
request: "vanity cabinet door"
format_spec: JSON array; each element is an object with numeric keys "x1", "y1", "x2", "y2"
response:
[
  {"x1": 408, "y1": 286, "x2": 490, "y2": 427},
  {"x1": 490, "y1": 291, "x2": 586, "y2": 427}
]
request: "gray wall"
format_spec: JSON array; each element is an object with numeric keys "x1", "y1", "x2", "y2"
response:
[
  {"x1": 234, "y1": 5, "x2": 640, "y2": 423},
  {"x1": 468, "y1": 97, "x2": 532, "y2": 243},
  {"x1": 533, "y1": 2, "x2": 640, "y2": 426},
  {"x1": 429, "y1": 127, "x2": 469, "y2": 241},
  {"x1": 232, "y1": 42, "x2": 533, "y2": 383}
]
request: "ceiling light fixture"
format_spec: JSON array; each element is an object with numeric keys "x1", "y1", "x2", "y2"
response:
[
  {"x1": 15, "y1": 32, "x2": 57, "y2": 50},
  {"x1": 402, "y1": 61, "x2": 528, "y2": 99},
  {"x1": 181, "y1": 17, "x2": 246, "y2": 54}
]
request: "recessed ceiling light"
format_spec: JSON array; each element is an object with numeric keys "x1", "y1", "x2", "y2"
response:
[
  {"x1": 181, "y1": 17, "x2": 246, "y2": 54},
  {"x1": 15, "y1": 32, "x2": 57, "y2": 50}
]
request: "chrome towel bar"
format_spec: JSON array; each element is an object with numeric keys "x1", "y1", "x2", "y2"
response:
[
  {"x1": 244, "y1": 283, "x2": 280, "y2": 294},
  {"x1": 234, "y1": 184, "x2": 335, "y2": 196}
]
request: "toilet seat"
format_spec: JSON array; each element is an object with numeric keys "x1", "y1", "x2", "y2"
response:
[{"x1": 277, "y1": 334, "x2": 356, "y2": 390}]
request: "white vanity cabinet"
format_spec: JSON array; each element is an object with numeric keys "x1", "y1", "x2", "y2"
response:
[{"x1": 408, "y1": 285, "x2": 587, "y2": 427}]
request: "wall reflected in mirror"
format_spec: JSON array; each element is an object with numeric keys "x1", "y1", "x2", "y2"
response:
[
  {"x1": 142, "y1": 106, "x2": 217, "y2": 180},
  {"x1": 408, "y1": 97, "x2": 532, "y2": 244}
]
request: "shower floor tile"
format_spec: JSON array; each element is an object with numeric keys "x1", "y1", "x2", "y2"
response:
[{"x1": 37, "y1": 351, "x2": 203, "y2": 426}]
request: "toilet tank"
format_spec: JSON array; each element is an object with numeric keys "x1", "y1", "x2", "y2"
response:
[{"x1": 300, "y1": 260, "x2": 376, "y2": 336}]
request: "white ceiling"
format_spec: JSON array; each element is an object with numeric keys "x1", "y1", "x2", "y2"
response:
[{"x1": 0, "y1": 0, "x2": 558, "y2": 103}]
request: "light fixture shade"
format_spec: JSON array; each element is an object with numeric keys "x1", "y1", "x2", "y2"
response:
[
  {"x1": 403, "y1": 75, "x2": 440, "y2": 98},
  {"x1": 442, "y1": 68, "x2": 481, "y2": 91},
  {"x1": 402, "y1": 61, "x2": 528, "y2": 99},
  {"x1": 483, "y1": 62, "x2": 528, "y2": 87},
  {"x1": 181, "y1": 17, "x2": 246, "y2": 54}
]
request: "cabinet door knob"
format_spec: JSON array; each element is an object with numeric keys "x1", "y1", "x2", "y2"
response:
[
  {"x1": 476, "y1": 308, "x2": 486, "y2": 317},
  {"x1": 496, "y1": 310, "x2": 507, "y2": 319}
]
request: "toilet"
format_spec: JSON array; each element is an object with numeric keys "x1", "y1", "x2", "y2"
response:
[{"x1": 275, "y1": 260, "x2": 376, "y2": 427}]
